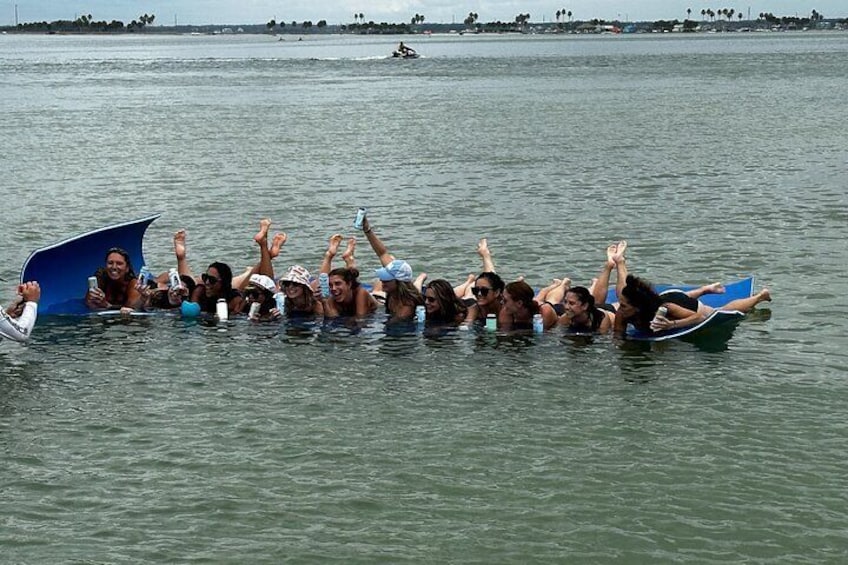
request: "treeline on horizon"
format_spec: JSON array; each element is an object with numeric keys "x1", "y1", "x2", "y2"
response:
[{"x1": 3, "y1": 9, "x2": 846, "y2": 34}]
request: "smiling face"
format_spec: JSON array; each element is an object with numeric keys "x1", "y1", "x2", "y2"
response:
[
  {"x1": 203, "y1": 267, "x2": 223, "y2": 298},
  {"x1": 501, "y1": 290, "x2": 522, "y2": 315},
  {"x1": 472, "y1": 280, "x2": 498, "y2": 308},
  {"x1": 424, "y1": 287, "x2": 440, "y2": 315},
  {"x1": 283, "y1": 281, "x2": 305, "y2": 299},
  {"x1": 329, "y1": 274, "x2": 352, "y2": 303},
  {"x1": 564, "y1": 291, "x2": 589, "y2": 319},
  {"x1": 105, "y1": 252, "x2": 129, "y2": 281}
]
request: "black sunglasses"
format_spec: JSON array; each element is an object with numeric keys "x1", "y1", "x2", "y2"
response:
[
  {"x1": 245, "y1": 287, "x2": 266, "y2": 298},
  {"x1": 471, "y1": 287, "x2": 492, "y2": 297},
  {"x1": 201, "y1": 273, "x2": 220, "y2": 285}
]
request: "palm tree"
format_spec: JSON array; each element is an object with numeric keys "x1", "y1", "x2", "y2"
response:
[
  {"x1": 556, "y1": 10, "x2": 561, "y2": 23},
  {"x1": 567, "y1": 11, "x2": 572, "y2": 23},
  {"x1": 687, "y1": 8, "x2": 692, "y2": 20},
  {"x1": 359, "y1": 13, "x2": 364, "y2": 23}
]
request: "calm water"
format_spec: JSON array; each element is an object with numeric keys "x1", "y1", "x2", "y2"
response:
[{"x1": 2, "y1": 32, "x2": 848, "y2": 562}]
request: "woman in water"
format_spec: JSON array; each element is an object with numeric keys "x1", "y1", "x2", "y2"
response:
[
  {"x1": 277, "y1": 265, "x2": 323, "y2": 317},
  {"x1": 190, "y1": 261, "x2": 244, "y2": 316},
  {"x1": 85, "y1": 247, "x2": 144, "y2": 312},
  {"x1": 359, "y1": 215, "x2": 423, "y2": 322},
  {"x1": 242, "y1": 273, "x2": 279, "y2": 321},
  {"x1": 499, "y1": 280, "x2": 559, "y2": 332},
  {"x1": 322, "y1": 267, "x2": 377, "y2": 318},
  {"x1": 422, "y1": 279, "x2": 468, "y2": 326},
  {"x1": 319, "y1": 233, "x2": 377, "y2": 318},
  {"x1": 557, "y1": 285, "x2": 614, "y2": 334},
  {"x1": 615, "y1": 274, "x2": 771, "y2": 335}
]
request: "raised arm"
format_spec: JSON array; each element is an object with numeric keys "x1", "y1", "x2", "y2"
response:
[{"x1": 361, "y1": 217, "x2": 395, "y2": 267}]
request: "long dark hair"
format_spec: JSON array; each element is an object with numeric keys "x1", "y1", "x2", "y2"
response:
[
  {"x1": 566, "y1": 286, "x2": 603, "y2": 331},
  {"x1": 425, "y1": 279, "x2": 467, "y2": 324},
  {"x1": 475, "y1": 271, "x2": 504, "y2": 293},
  {"x1": 208, "y1": 261, "x2": 235, "y2": 297},
  {"x1": 620, "y1": 274, "x2": 663, "y2": 331},
  {"x1": 94, "y1": 247, "x2": 136, "y2": 306}
]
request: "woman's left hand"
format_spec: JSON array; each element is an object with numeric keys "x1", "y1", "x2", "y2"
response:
[{"x1": 650, "y1": 315, "x2": 675, "y2": 332}]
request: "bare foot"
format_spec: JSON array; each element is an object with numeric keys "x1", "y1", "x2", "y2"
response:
[
  {"x1": 254, "y1": 218, "x2": 271, "y2": 244},
  {"x1": 589, "y1": 277, "x2": 599, "y2": 294},
  {"x1": 454, "y1": 273, "x2": 476, "y2": 299},
  {"x1": 704, "y1": 282, "x2": 725, "y2": 294},
  {"x1": 558, "y1": 277, "x2": 571, "y2": 290},
  {"x1": 269, "y1": 232, "x2": 287, "y2": 259},
  {"x1": 477, "y1": 238, "x2": 490, "y2": 258},
  {"x1": 413, "y1": 272, "x2": 428, "y2": 292},
  {"x1": 606, "y1": 242, "x2": 617, "y2": 267},
  {"x1": 758, "y1": 289, "x2": 772, "y2": 303},
  {"x1": 173, "y1": 229, "x2": 187, "y2": 261},
  {"x1": 341, "y1": 237, "x2": 357, "y2": 268},
  {"x1": 326, "y1": 234, "x2": 343, "y2": 257},
  {"x1": 516, "y1": 274, "x2": 525, "y2": 283},
  {"x1": 612, "y1": 240, "x2": 627, "y2": 264}
]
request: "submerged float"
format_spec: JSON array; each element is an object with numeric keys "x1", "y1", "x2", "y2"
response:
[{"x1": 20, "y1": 215, "x2": 757, "y2": 342}]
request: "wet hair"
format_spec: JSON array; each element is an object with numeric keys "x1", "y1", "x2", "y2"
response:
[
  {"x1": 425, "y1": 279, "x2": 467, "y2": 324},
  {"x1": 329, "y1": 267, "x2": 361, "y2": 289},
  {"x1": 620, "y1": 274, "x2": 663, "y2": 330},
  {"x1": 475, "y1": 271, "x2": 505, "y2": 293},
  {"x1": 504, "y1": 280, "x2": 539, "y2": 315}
]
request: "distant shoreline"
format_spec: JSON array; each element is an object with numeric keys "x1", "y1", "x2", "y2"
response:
[{"x1": 2, "y1": 18, "x2": 847, "y2": 37}]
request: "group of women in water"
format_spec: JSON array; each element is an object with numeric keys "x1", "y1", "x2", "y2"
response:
[{"x1": 83, "y1": 212, "x2": 773, "y2": 337}]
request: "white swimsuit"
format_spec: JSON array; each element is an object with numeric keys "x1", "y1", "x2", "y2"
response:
[{"x1": 0, "y1": 302, "x2": 38, "y2": 342}]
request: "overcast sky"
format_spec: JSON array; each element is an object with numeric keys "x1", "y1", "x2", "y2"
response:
[{"x1": 5, "y1": 1, "x2": 845, "y2": 26}]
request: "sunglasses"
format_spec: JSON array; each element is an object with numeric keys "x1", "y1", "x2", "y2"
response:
[
  {"x1": 281, "y1": 281, "x2": 299, "y2": 288},
  {"x1": 471, "y1": 287, "x2": 492, "y2": 297},
  {"x1": 424, "y1": 296, "x2": 437, "y2": 304},
  {"x1": 201, "y1": 273, "x2": 220, "y2": 285}
]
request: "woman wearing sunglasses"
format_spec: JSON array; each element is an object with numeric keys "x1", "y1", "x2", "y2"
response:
[
  {"x1": 462, "y1": 271, "x2": 508, "y2": 328},
  {"x1": 190, "y1": 261, "x2": 244, "y2": 316},
  {"x1": 277, "y1": 265, "x2": 323, "y2": 317},
  {"x1": 422, "y1": 279, "x2": 468, "y2": 326},
  {"x1": 85, "y1": 247, "x2": 144, "y2": 312},
  {"x1": 242, "y1": 273, "x2": 279, "y2": 321}
]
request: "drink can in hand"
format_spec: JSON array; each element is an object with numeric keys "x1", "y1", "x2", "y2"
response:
[{"x1": 353, "y1": 207, "x2": 367, "y2": 230}]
